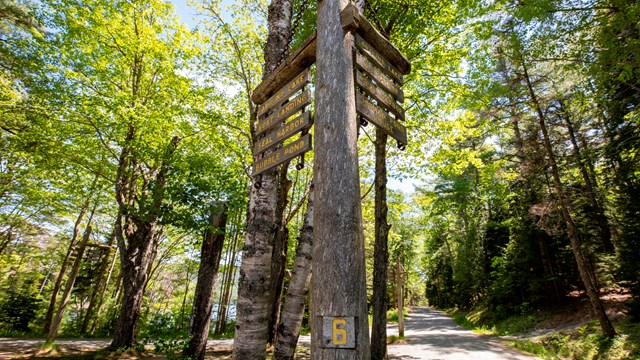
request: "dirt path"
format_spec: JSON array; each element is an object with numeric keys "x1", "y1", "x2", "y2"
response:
[{"x1": 386, "y1": 307, "x2": 540, "y2": 360}]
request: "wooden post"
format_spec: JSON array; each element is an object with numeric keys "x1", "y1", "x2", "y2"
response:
[
  {"x1": 311, "y1": 0, "x2": 370, "y2": 357},
  {"x1": 396, "y1": 259, "x2": 404, "y2": 337}
]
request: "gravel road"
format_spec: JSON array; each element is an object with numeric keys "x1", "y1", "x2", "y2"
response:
[{"x1": 386, "y1": 307, "x2": 539, "y2": 360}]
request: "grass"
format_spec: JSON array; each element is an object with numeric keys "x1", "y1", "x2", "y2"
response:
[
  {"x1": 387, "y1": 307, "x2": 410, "y2": 323},
  {"x1": 449, "y1": 308, "x2": 640, "y2": 359},
  {"x1": 449, "y1": 307, "x2": 540, "y2": 336}
]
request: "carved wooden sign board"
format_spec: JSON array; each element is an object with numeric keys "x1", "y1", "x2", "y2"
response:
[
  {"x1": 340, "y1": 3, "x2": 411, "y2": 149},
  {"x1": 251, "y1": 33, "x2": 317, "y2": 177},
  {"x1": 252, "y1": 66, "x2": 314, "y2": 176},
  {"x1": 353, "y1": 35, "x2": 407, "y2": 147}
]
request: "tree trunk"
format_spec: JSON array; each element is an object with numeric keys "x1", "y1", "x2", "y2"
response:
[
  {"x1": 312, "y1": 0, "x2": 370, "y2": 356},
  {"x1": 43, "y1": 201, "x2": 89, "y2": 334},
  {"x1": 560, "y1": 104, "x2": 614, "y2": 253},
  {"x1": 81, "y1": 230, "x2": 116, "y2": 334},
  {"x1": 90, "y1": 246, "x2": 119, "y2": 335},
  {"x1": 109, "y1": 219, "x2": 162, "y2": 349},
  {"x1": 396, "y1": 259, "x2": 404, "y2": 338},
  {"x1": 521, "y1": 56, "x2": 616, "y2": 338},
  {"x1": 274, "y1": 185, "x2": 314, "y2": 360},
  {"x1": 233, "y1": 0, "x2": 293, "y2": 356},
  {"x1": 371, "y1": 129, "x2": 391, "y2": 360},
  {"x1": 215, "y1": 213, "x2": 240, "y2": 334},
  {"x1": 183, "y1": 204, "x2": 228, "y2": 360},
  {"x1": 268, "y1": 168, "x2": 292, "y2": 345},
  {"x1": 46, "y1": 223, "x2": 92, "y2": 342},
  {"x1": 109, "y1": 136, "x2": 179, "y2": 350}
]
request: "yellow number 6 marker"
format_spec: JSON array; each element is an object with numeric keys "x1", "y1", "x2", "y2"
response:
[{"x1": 332, "y1": 318, "x2": 347, "y2": 345}]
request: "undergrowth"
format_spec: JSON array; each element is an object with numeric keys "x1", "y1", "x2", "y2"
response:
[{"x1": 449, "y1": 308, "x2": 640, "y2": 359}]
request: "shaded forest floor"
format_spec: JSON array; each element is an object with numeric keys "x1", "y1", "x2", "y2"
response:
[
  {"x1": 0, "y1": 337, "x2": 311, "y2": 359},
  {"x1": 1, "y1": 291, "x2": 637, "y2": 359}
]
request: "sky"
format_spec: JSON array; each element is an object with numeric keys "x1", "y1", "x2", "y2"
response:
[{"x1": 171, "y1": 0, "x2": 199, "y2": 29}]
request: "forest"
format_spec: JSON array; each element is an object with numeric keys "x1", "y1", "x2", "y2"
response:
[{"x1": 0, "y1": 0, "x2": 639, "y2": 358}]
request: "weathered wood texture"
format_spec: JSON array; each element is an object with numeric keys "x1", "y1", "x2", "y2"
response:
[
  {"x1": 257, "y1": 68, "x2": 311, "y2": 117},
  {"x1": 252, "y1": 33, "x2": 317, "y2": 105},
  {"x1": 354, "y1": 34, "x2": 403, "y2": 85},
  {"x1": 274, "y1": 186, "x2": 314, "y2": 360},
  {"x1": 254, "y1": 112, "x2": 312, "y2": 155},
  {"x1": 340, "y1": 3, "x2": 410, "y2": 75},
  {"x1": 253, "y1": 134, "x2": 312, "y2": 176},
  {"x1": 312, "y1": 0, "x2": 370, "y2": 357},
  {"x1": 355, "y1": 52, "x2": 403, "y2": 102},
  {"x1": 184, "y1": 204, "x2": 228, "y2": 360},
  {"x1": 255, "y1": 90, "x2": 312, "y2": 136},
  {"x1": 355, "y1": 70, "x2": 404, "y2": 119},
  {"x1": 355, "y1": 92, "x2": 407, "y2": 145}
]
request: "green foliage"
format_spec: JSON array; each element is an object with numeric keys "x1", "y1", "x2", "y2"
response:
[
  {"x1": 511, "y1": 320, "x2": 640, "y2": 360},
  {"x1": 137, "y1": 336, "x2": 191, "y2": 359},
  {"x1": 0, "y1": 289, "x2": 41, "y2": 334}
]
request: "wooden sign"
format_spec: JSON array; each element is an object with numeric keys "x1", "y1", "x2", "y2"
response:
[
  {"x1": 255, "y1": 90, "x2": 311, "y2": 136},
  {"x1": 252, "y1": 134, "x2": 312, "y2": 176},
  {"x1": 356, "y1": 92, "x2": 407, "y2": 145},
  {"x1": 355, "y1": 71, "x2": 404, "y2": 120},
  {"x1": 355, "y1": 51, "x2": 404, "y2": 102},
  {"x1": 355, "y1": 34, "x2": 403, "y2": 85},
  {"x1": 257, "y1": 68, "x2": 311, "y2": 118},
  {"x1": 253, "y1": 112, "x2": 311, "y2": 155}
]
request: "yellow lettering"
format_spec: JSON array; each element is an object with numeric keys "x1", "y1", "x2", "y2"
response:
[{"x1": 332, "y1": 319, "x2": 347, "y2": 345}]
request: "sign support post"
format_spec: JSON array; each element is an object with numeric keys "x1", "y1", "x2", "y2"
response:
[{"x1": 311, "y1": 0, "x2": 370, "y2": 358}]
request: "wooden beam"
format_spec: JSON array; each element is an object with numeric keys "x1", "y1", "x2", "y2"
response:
[
  {"x1": 340, "y1": 3, "x2": 410, "y2": 75},
  {"x1": 252, "y1": 33, "x2": 317, "y2": 105}
]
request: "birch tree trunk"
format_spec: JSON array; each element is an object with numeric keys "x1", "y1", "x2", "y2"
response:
[
  {"x1": 274, "y1": 185, "x2": 314, "y2": 360},
  {"x1": 184, "y1": 204, "x2": 228, "y2": 360},
  {"x1": 233, "y1": 0, "x2": 292, "y2": 356},
  {"x1": 312, "y1": 0, "x2": 370, "y2": 356}
]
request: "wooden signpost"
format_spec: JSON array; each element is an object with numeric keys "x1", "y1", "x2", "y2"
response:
[
  {"x1": 350, "y1": 20, "x2": 408, "y2": 148},
  {"x1": 251, "y1": 65, "x2": 314, "y2": 177},
  {"x1": 310, "y1": 2, "x2": 410, "y2": 359},
  {"x1": 247, "y1": 3, "x2": 410, "y2": 358}
]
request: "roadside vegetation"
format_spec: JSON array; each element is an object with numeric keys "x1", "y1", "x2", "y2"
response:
[{"x1": 449, "y1": 291, "x2": 640, "y2": 359}]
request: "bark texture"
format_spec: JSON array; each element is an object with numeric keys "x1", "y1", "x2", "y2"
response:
[
  {"x1": 233, "y1": 0, "x2": 293, "y2": 357},
  {"x1": 184, "y1": 204, "x2": 228, "y2": 360},
  {"x1": 371, "y1": 129, "x2": 390, "y2": 360},
  {"x1": 109, "y1": 135, "x2": 179, "y2": 350},
  {"x1": 268, "y1": 169, "x2": 292, "y2": 345},
  {"x1": 312, "y1": 0, "x2": 370, "y2": 356},
  {"x1": 274, "y1": 185, "x2": 314, "y2": 360},
  {"x1": 521, "y1": 57, "x2": 616, "y2": 338}
]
